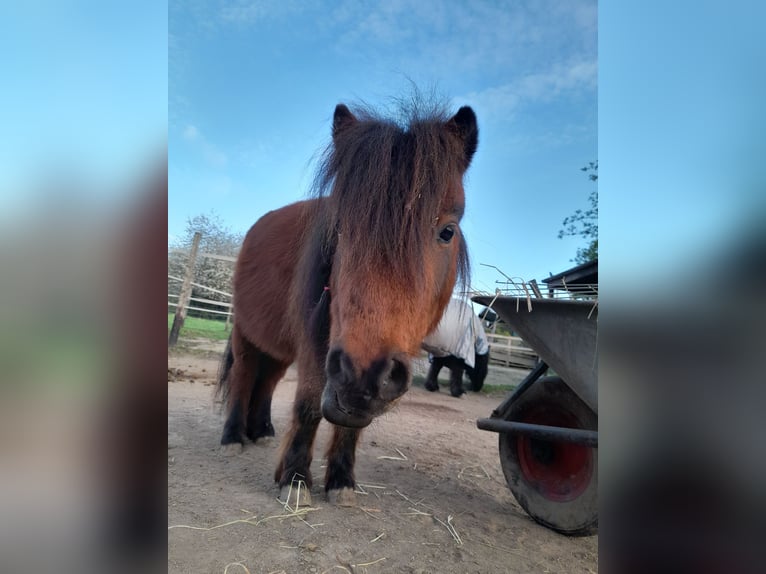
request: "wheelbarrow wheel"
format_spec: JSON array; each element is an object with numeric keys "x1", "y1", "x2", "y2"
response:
[{"x1": 498, "y1": 376, "x2": 597, "y2": 535}]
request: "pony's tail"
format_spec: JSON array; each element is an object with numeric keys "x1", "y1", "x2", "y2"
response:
[{"x1": 215, "y1": 333, "x2": 235, "y2": 408}]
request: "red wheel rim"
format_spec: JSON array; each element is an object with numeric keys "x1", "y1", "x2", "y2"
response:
[{"x1": 516, "y1": 405, "x2": 593, "y2": 502}]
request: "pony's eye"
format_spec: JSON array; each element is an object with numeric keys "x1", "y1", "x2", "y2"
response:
[{"x1": 438, "y1": 225, "x2": 456, "y2": 244}]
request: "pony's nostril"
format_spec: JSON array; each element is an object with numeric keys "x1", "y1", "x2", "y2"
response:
[
  {"x1": 326, "y1": 348, "x2": 343, "y2": 379},
  {"x1": 378, "y1": 357, "x2": 409, "y2": 401},
  {"x1": 326, "y1": 348, "x2": 356, "y2": 383},
  {"x1": 390, "y1": 358, "x2": 409, "y2": 388}
]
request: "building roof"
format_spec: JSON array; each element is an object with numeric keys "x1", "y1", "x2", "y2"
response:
[{"x1": 542, "y1": 259, "x2": 598, "y2": 289}]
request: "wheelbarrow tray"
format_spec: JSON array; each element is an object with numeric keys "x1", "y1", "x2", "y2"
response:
[{"x1": 472, "y1": 296, "x2": 597, "y2": 414}]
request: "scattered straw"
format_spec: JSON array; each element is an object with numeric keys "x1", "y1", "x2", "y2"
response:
[
  {"x1": 354, "y1": 557, "x2": 387, "y2": 568},
  {"x1": 370, "y1": 532, "x2": 385, "y2": 543},
  {"x1": 394, "y1": 489, "x2": 426, "y2": 508},
  {"x1": 258, "y1": 508, "x2": 318, "y2": 526},
  {"x1": 223, "y1": 562, "x2": 250, "y2": 574},
  {"x1": 588, "y1": 299, "x2": 598, "y2": 319},
  {"x1": 394, "y1": 489, "x2": 415, "y2": 504},
  {"x1": 358, "y1": 483, "x2": 385, "y2": 499},
  {"x1": 434, "y1": 515, "x2": 463, "y2": 546},
  {"x1": 359, "y1": 507, "x2": 381, "y2": 520},
  {"x1": 377, "y1": 447, "x2": 407, "y2": 461},
  {"x1": 280, "y1": 478, "x2": 311, "y2": 514},
  {"x1": 168, "y1": 516, "x2": 259, "y2": 531},
  {"x1": 169, "y1": 504, "x2": 321, "y2": 533},
  {"x1": 458, "y1": 465, "x2": 492, "y2": 480},
  {"x1": 320, "y1": 566, "x2": 352, "y2": 574},
  {"x1": 402, "y1": 507, "x2": 430, "y2": 517}
]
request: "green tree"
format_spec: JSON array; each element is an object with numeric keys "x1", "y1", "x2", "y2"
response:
[{"x1": 558, "y1": 161, "x2": 598, "y2": 264}]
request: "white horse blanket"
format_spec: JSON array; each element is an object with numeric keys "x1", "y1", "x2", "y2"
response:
[{"x1": 422, "y1": 298, "x2": 489, "y2": 368}]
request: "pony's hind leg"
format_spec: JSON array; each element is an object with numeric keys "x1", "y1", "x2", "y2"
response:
[
  {"x1": 424, "y1": 356, "x2": 445, "y2": 392},
  {"x1": 447, "y1": 356, "x2": 467, "y2": 397},
  {"x1": 220, "y1": 326, "x2": 259, "y2": 448},
  {"x1": 324, "y1": 425, "x2": 361, "y2": 506},
  {"x1": 245, "y1": 353, "x2": 289, "y2": 443},
  {"x1": 465, "y1": 350, "x2": 489, "y2": 392}
]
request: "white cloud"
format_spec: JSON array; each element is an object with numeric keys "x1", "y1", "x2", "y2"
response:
[
  {"x1": 182, "y1": 125, "x2": 199, "y2": 141},
  {"x1": 459, "y1": 58, "x2": 597, "y2": 120},
  {"x1": 180, "y1": 124, "x2": 228, "y2": 168},
  {"x1": 219, "y1": 0, "x2": 312, "y2": 24}
]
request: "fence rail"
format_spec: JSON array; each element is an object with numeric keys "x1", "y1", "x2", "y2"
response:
[
  {"x1": 168, "y1": 239, "x2": 235, "y2": 347},
  {"x1": 167, "y1": 277, "x2": 233, "y2": 320},
  {"x1": 167, "y1": 302, "x2": 232, "y2": 317},
  {"x1": 486, "y1": 333, "x2": 538, "y2": 369},
  {"x1": 168, "y1": 293, "x2": 233, "y2": 308}
]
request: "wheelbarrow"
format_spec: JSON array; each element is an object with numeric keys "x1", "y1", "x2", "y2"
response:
[{"x1": 471, "y1": 295, "x2": 598, "y2": 536}]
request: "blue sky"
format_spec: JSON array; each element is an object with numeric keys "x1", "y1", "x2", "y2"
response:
[
  {"x1": 1, "y1": 1, "x2": 760, "y2": 299},
  {"x1": 599, "y1": 1, "x2": 765, "y2": 298},
  {"x1": 0, "y1": 3, "x2": 167, "y2": 200},
  {"x1": 169, "y1": 0, "x2": 598, "y2": 293}
]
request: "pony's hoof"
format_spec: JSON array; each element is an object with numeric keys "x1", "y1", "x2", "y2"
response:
[
  {"x1": 254, "y1": 436, "x2": 276, "y2": 448},
  {"x1": 424, "y1": 382, "x2": 439, "y2": 392},
  {"x1": 246, "y1": 422, "x2": 275, "y2": 443},
  {"x1": 450, "y1": 388, "x2": 466, "y2": 398},
  {"x1": 221, "y1": 443, "x2": 243, "y2": 456},
  {"x1": 279, "y1": 484, "x2": 313, "y2": 508},
  {"x1": 327, "y1": 487, "x2": 357, "y2": 507}
]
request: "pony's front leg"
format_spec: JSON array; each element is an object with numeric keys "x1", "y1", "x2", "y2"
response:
[
  {"x1": 324, "y1": 425, "x2": 361, "y2": 506},
  {"x1": 274, "y1": 377, "x2": 322, "y2": 507}
]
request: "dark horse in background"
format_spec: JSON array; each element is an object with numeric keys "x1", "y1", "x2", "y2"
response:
[
  {"x1": 217, "y1": 100, "x2": 478, "y2": 506},
  {"x1": 421, "y1": 298, "x2": 491, "y2": 397}
]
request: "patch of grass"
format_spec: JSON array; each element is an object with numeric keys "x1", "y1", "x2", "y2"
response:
[
  {"x1": 167, "y1": 314, "x2": 231, "y2": 341},
  {"x1": 479, "y1": 383, "x2": 517, "y2": 395},
  {"x1": 410, "y1": 374, "x2": 428, "y2": 389}
]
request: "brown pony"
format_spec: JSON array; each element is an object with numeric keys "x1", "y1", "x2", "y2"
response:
[{"x1": 218, "y1": 100, "x2": 478, "y2": 505}]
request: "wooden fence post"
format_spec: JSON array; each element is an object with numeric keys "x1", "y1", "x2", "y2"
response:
[
  {"x1": 169, "y1": 232, "x2": 202, "y2": 347},
  {"x1": 224, "y1": 296, "x2": 233, "y2": 331}
]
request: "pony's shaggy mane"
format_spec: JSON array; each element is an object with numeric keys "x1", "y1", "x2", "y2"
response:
[{"x1": 311, "y1": 100, "x2": 470, "y2": 291}]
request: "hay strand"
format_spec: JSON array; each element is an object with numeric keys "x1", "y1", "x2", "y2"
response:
[
  {"x1": 168, "y1": 515, "x2": 259, "y2": 531},
  {"x1": 377, "y1": 447, "x2": 407, "y2": 461},
  {"x1": 354, "y1": 557, "x2": 387, "y2": 567},
  {"x1": 434, "y1": 514, "x2": 463, "y2": 546}
]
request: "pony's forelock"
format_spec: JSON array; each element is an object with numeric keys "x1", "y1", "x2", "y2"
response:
[{"x1": 310, "y1": 99, "x2": 470, "y2": 290}]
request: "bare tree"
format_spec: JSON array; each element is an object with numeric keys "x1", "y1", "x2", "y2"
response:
[{"x1": 168, "y1": 212, "x2": 243, "y2": 318}]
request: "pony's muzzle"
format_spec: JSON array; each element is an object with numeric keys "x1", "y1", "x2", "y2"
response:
[{"x1": 322, "y1": 348, "x2": 410, "y2": 428}]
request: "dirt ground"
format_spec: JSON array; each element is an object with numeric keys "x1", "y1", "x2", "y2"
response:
[{"x1": 168, "y1": 348, "x2": 598, "y2": 574}]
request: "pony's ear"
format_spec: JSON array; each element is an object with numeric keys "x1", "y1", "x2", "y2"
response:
[
  {"x1": 447, "y1": 106, "x2": 478, "y2": 169},
  {"x1": 333, "y1": 104, "x2": 357, "y2": 140}
]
